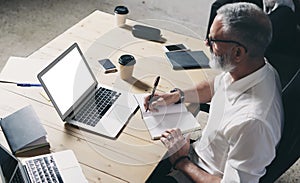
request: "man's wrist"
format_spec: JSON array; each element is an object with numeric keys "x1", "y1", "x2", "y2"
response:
[
  {"x1": 172, "y1": 155, "x2": 190, "y2": 170},
  {"x1": 170, "y1": 88, "x2": 185, "y2": 104}
]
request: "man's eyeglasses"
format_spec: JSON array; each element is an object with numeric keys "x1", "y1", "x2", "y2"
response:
[{"x1": 206, "y1": 37, "x2": 248, "y2": 53}]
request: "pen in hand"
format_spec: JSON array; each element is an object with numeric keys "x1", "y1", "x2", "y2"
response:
[{"x1": 146, "y1": 76, "x2": 160, "y2": 112}]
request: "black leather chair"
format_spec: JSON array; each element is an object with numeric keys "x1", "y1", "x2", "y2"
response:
[
  {"x1": 206, "y1": 0, "x2": 298, "y2": 59},
  {"x1": 205, "y1": 0, "x2": 263, "y2": 39},
  {"x1": 204, "y1": 3, "x2": 299, "y2": 181},
  {"x1": 260, "y1": 69, "x2": 300, "y2": 182},
  {"x1": 293, "y1": 0, "x2": 300, "y2": 26}
]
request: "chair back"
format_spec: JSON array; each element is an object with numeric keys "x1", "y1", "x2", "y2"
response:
[
  {"x1": 293, "y1": 0, "x2": 300, "y2": 25},
  {"x1": 260, "y1": 68, "x2": 300, "y2": 182}
]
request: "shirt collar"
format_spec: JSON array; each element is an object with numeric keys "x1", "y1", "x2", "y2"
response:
[{"x1": 225, "y1": 61, "x2": 270, "y2": 104}]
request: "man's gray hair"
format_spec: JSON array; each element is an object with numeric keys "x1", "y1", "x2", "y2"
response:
[{"x1": 217, "y1": 2, "x2": 272, "y2": 57}]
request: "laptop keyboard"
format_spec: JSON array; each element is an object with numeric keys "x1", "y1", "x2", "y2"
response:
[
  {"x1": 73, "y1": 87, "x2": 121, "y2": 127},
  {"x1": 25, "y1": 155, "x2": 63, "y2": 183},
  {"x1": 11, "y1": 168, "x2": 25, "y2": 183}
]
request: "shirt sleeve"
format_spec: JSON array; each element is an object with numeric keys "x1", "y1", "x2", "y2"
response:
[{"x1": 221, "y1": 118, "x2": 277, "y2": 183}]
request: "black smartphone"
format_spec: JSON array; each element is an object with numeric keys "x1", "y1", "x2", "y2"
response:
[
  {"x1": 98, "y1": 59, "x2": 118, "y2": 73},
  {"x1": 163, "y1": 44, "x2": 189, "y2": 52}
]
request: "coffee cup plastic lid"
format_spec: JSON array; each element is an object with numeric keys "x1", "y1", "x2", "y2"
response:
[
  {"x1": 114, "y1": 6, "x2": 129, "y2": 15},
  {"x1": 119, "y1": 54, "x2": 136, "y2": 66}
]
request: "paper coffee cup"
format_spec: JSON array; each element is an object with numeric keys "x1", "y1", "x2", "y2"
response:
[
  {"x1": 114, "y1": 6, "x2": 129, "y2": 27},
  {"x1": 118, "y1": 54, "x2": 136, "y2": 80},
  {"x1": 119, "y1": 65, "x2": 134, "y2": 80}
]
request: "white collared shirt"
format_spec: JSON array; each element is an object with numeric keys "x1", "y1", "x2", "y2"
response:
[{"x1": 193, "y1": 61, "x2": 283, "y2": 182}]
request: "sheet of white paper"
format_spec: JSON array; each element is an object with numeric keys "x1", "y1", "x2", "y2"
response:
[
  {"x1": 0, "y1": 57, "x2": 53, "y2": 103},
  {"x1": 0, "y1": 57, "x2": 50, "y2": 83}
]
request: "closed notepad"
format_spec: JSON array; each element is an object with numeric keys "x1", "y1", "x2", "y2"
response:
[
  {"x1": 0, "y1": 105, "x2": 49, "y2": 156},
  {"x1": 165, "y1": 50, "x2": 210, "y2": 70}
]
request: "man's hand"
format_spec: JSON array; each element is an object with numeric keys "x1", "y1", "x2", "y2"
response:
[
  {"x1": 143, "y1": 92, "x2": 180, "y2": 112},
  {"x1": 160, "y1": 128, "x2": 190, "y2": 164},
  {"x1": 161, "y1": 128, "x2": 221, "y2": 183}
]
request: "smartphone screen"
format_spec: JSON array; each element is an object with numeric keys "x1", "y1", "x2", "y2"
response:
[
  {"x1": 98, "y1": 59, "x2": 116, "y2": 69},
  {"x1": 164, "y1": 44, "x2": 189, "y2": 52},
  {"x1": 98, "y1": 59, "x2": 117, "y2": 73},
  {"x1": 166, "y1": 44, "x2": 186, "y2": 51}
]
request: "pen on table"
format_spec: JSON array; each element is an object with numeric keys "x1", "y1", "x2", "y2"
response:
[
  {"x1": 146, "y1": 76, "x2": 160, "y2": 112},
  {"x1": 0, "y1": 80, "x2": 42, "y2": 87},
  {"x1": 16, "y1": 83, "x2": 42, "y2": 87}
]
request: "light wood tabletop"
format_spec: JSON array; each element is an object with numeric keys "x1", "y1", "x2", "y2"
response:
[{"x1": 0, "y1": 10, "x2": 219, "y2": 182}]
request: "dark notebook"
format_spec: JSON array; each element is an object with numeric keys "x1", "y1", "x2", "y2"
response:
[
  {"x1": 165, "y1": 50, "x2": 210, "y2": 70},
  {"x1": 132, "y1": 24, "x2": 165, "y2": 43},
  {"x1": 0, "y1": 105, "x2": 50, "y2": 157}
]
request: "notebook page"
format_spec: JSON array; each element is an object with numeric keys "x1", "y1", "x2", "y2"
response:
[{"x1": 134, "y1": 93, "x2": 187, "y2": 117}]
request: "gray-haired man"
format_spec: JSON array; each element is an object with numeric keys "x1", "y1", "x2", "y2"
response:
[{"x1": 146, "y1": 2, "x2": 283, "y2": 182}]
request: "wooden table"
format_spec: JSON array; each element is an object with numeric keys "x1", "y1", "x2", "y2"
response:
[{"x1": 0, "y1": 10, "x2": 218, "y2": 182}]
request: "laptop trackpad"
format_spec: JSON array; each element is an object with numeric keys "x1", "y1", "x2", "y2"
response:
[
  {"x1": 60, "y1": 167, "x2": 88, "y2": 183},
  {"x1": 107, "y1": 105, "x2": 132, "y2": 121},
  {"x1": 100, "y1": 105, "x2": 132, "y2": 137}
]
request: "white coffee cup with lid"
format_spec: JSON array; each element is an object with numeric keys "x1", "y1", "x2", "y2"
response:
[
  {"x1": 118, "y1": 54, "x2": 136, "y2": 80},
  {"x1": 114, "y1": 6, "x2": 129, "y2": 27}
]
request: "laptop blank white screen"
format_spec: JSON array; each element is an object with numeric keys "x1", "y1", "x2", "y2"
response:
[{"x1": 40, "y1": 47, "x2": 95, "y2": 115}]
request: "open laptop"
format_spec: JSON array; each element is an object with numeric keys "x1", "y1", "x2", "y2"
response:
[
  {"x1": 0, "y1": 144, "x2": 87, "y2": 183},
  {"x1": 37, "y1": 43, "x2": 138, "y2": 138}
]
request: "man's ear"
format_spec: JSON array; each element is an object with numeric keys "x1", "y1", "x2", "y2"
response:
[
  {"x1": 232, "y1": 46, "x2": 245, "y2": 63},
  {"x1": 236, "y1": 48, "x2": 241, "y2": 57}
]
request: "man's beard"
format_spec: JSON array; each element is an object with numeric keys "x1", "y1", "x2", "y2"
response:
[{"x1": 209, "y1": 52, "x2": 236, "y2": 72}]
